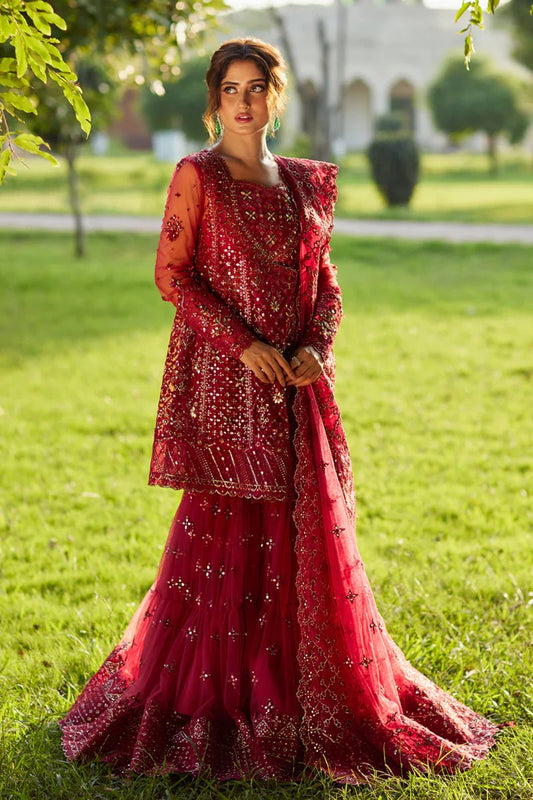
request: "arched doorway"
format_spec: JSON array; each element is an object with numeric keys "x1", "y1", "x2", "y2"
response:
[
  {"x1": 389, "y1": 79, "x2": 415, "y2": 133},
  {"x1": 342, "y1": 79, "x2": 372, "y2": 151}
]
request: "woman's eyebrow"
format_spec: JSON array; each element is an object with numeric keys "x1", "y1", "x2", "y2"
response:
[{"x1": 221, "y1": 78, "x2": 267, "y2": 85}]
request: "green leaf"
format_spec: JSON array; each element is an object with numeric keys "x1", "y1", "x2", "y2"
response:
[
  {"x1": 0, "y1": 14, "x2": 14, "y2": 41},
  {"x1": 13, "y1": 132, "x2": 57, "y2": 164},
  {"x1": 1, "y1": 92, "x2": 36, "y2": 113},
  {"x1": 13, "y1": 133, "x2": 44, "y2": 153},
  {"x1": 48, "y1": 70, "x2": 63, "y2": 87},
  {"x1": 40, "y1": 11, "x2": 67, "y2": 30},
  {"x1": 14, "y1": 31, "x2": 28, "y2": 78},
  {"x1": 43, "y1": 43, "x2": 65, "y2": 66},
  {"x1": 0, "y1": 147, "x2": 12, "y2": 183},
  {"x1": 26, "y1": 50, "x2": 47, "y2": 82},
  {"x1": 24, "y1": 1, "x2": 68, "y2": 30},
  {"x1": 24, "y1": 6, "x2": 51, "y2": 35},
  {"x1": 48, "y1": 53, "x2": 76, "y2": 78},
  {"x1": 48, "y1": 75, "x2": 92, "y2": 137},
  {"x1": 463, "y1": 31, "x2": 475, "y2": 68},
  {"x1": 0, "y1": 72, "x2": 30, "y2": 88},
  {"x1": 25, "y1": 35, "x2": 53, "y2": 65},
  {"x1": 25, "y1": 0, "x2": 56, "y2": 13},
  {"x1": 0, "y1": 58, "x2": 17, "y2": 72},
  {"x1": 470, "y1": 2, "x2": 483, "y2": 24},
  {"x1": 454, "y1": 2, "x2": 470, "y2": 22},
  {"x1": 68, "y1": 90, "x2": 92, "y2": 137},
  {"x1": 0, "y1": 101, "x2": 25, "y2": 123}
]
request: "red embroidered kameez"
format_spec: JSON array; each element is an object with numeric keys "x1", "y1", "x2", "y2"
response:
[{"x1": 59, "y1": 149, "x2": 499, "y2": 783}]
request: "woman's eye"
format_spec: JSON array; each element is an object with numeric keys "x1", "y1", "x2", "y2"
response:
[
  {"x1": 251, "y1": 84, "x2": 265, "y2": 92},
  {"x1": 223, "y1": 86, "x2": 236, "y2": 94}
]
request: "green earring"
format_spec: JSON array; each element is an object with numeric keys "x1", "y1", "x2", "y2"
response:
[
  {"x1": 215, "y1": 114, "x2": 221, "y2": 138},
  {"x1": 267, "y1": 115, "x2": 280, "y2": 138}
]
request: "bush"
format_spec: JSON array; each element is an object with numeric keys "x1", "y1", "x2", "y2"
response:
[
  {"x1": 366, "y1": 113, "x2": 420, "y2": 207},
  {"x1": 140, "y1": 56, "x2": 210, "y2": 144}
]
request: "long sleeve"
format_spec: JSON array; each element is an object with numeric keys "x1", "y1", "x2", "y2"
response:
[
  {"x1": 155, "y1": 159, "x2": 257, "y2": 361},
  {"x1": 298, "y1": 239, "x2": 343, "y2": 362}
]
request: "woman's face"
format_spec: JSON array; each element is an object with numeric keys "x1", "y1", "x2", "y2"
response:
[{"x1": 217, "y1": 58, "x2": 271, "y2": 138}]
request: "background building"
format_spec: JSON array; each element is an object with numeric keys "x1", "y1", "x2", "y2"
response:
[{"x1": 217, "y1": 0, "x2": 531, "y2": 152}]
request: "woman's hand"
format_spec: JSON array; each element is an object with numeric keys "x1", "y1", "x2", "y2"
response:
[
  {"x1": 240, "y1": 340, "x2": 297, "y2": 387},
  {"x1": 287, "y1": 345, "x2": 324, "y2": 387}
]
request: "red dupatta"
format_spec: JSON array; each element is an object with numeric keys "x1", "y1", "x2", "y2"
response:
[{"x1": 276, "y1": 156, "x2": 499, "y2": 782}]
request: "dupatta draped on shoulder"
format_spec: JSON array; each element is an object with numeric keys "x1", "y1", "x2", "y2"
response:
[{"x1": 273, "y1": 156, "x2": 499, "y2": 780}]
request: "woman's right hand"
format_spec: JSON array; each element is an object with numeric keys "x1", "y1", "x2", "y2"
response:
[{"x1": 239, "y1": 340, "x2": 297, "y2": 387}]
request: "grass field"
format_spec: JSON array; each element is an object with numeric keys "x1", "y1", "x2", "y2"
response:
[
  {"x1": 1, "y1": 149, "x2": 532, "y2": 224},
  {"x1": 0, "y1": 230, "x2": 532, "y2": 799}
]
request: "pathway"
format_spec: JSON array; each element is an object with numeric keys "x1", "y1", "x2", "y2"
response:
[{"x1": 1, "y1": 212, "x2": 533, "y2": 245}]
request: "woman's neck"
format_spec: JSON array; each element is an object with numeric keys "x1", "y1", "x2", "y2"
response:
[{"x1": 212, "y1": 132, "x2": 273, "y2": 167}]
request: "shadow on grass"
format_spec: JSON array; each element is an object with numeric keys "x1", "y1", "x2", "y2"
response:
[
  {"x1": 0, "y1": 231, "x2": 532, "y2": 367},
  {"x1": 1, "y1": 711, "x2": 380, "y2": 800},
  {"x1": 3, "y1": 710, "x2": 531, "y2": 799}
]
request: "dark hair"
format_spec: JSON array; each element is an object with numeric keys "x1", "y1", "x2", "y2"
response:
[{"x1": 203, "y1": 38, "x2": 287, "y2": 142}]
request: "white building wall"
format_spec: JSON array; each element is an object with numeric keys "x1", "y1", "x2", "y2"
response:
[{"x1": 217, "y1": 0, "x2": 531, "y2": 152}]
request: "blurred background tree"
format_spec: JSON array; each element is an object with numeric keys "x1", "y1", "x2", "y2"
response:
[
  {"x1": 503, "y1": 0, "x2": 533, "y2": 73},
  {"x1": 140, "y1": 55, "x2": 211, "y2": 145},
  {"x1": 1, "y1": 0, "x2": 227, "y2": 254},
  {"x1": 428, "y1": 55, "x2": 530, "y2": 174},
  {"x1": 25, "y1": 57, "x2": 116, "y2": 255}
]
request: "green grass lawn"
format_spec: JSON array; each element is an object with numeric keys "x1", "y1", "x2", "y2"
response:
[
  {"x1": 1, "y1": 148, "x2": 532, "y2": 224},
  {"x1": 0, "y1": 230, "x2": 532, "y2": 799}
]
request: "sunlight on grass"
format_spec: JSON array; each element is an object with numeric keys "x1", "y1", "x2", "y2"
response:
[
  {"x1": 0, "y1": 231, "x2": 532, "y2": 798},
  {"x1": 0, "y1": 149, "x2": 532, "y2": 223}
]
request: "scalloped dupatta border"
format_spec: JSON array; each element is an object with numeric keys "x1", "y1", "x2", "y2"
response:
[{"x1": 290, "y1": 384, "x2": 500, "y2": 784}]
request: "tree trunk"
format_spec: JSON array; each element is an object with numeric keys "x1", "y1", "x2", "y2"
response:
[
  {"x1": 316, "y1": 19, "x2": 332, "y2": 162},
  {"x1": 487, "y1": 133, "x2": 498, "y2": 175},
  {"x1": 65, "y1": 142, "x2": 85, "y2": 257},
  {"x1": 334, "y1": 0, "x2": 348, "y2": 149},
  {"x1": 270, "y1": 8, "x2": 331, "y2": 161}
]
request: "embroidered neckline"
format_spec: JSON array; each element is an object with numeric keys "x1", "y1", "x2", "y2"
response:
[{"x1": 206, "y1": 149, "x2": 287, "y2": 191}]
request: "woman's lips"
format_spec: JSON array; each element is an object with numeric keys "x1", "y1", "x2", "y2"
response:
[{"x1": 235, "y1": 114, "x2": 252, "y2": 122}]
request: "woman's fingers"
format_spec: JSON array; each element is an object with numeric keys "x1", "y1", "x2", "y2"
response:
[
  {"x1": 286, "y1": 347, "x2": 323, "y2": 386},
  {"x1": 291, "y1": 371, "x2": 319, "y2": 387},
  {"x1": 258, "y1": 350, "x2": 297, "y2": 386},
  {"x1": 272, "y1": 352, "x2": 297, "y2": 384},
  {"x1": 265, "y1": 357, "x2": 286, "y2": 387},
  {"x1": 239, "y1": 340, "x2": 300, "y2": 386},
  {"x1": 292, "y1": 366, "x2": 320, "y2": 386},
  {"x1": 258, "y1": 361, "x2": 276, "y2": 383}
]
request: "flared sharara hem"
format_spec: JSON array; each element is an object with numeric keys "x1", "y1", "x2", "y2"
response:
[{"x1": 58, "y1": 387, "x2": 500, "y2": 784}]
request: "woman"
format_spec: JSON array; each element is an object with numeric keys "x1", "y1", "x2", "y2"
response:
[{"x1": 59, "y1": 38, "x2": 500, "y2": 784}]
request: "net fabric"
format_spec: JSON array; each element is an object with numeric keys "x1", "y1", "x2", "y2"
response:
[
  {"x1": 59, "y1": 490, "x2": 305, "y2": 780},
  {"x1": 290, "y1": 384, "x2": 499, "y2": 781},
  {"x1": 154, "y1": 159, "x2": 256, "y2": 361},
  {"x1": 59, "y1": 409, "x2": 499, "y2": 783}
]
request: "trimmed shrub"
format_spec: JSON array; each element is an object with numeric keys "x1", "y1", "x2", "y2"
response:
[{"x1": 366, "y1": 113, "x2": 420, "y2": 207}]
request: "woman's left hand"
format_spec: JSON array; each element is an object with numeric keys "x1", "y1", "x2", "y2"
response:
[{"x1": 287, "y1": 345, "x2": 324, "y2": 387}]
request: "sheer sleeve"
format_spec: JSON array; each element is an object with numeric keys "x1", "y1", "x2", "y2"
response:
[
  {"x1": 155, "y1": 159, "x2": 257, "y2": 361},
  {"x1": 298, "y1": 240, "x2": 343, "y2": 362}
]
